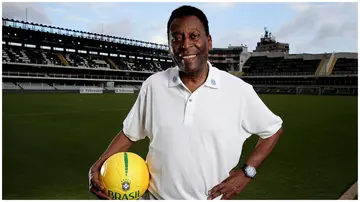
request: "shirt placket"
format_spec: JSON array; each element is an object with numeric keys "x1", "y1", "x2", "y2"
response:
[{"x1": 183, "y1": 91, "x2": 197, "y2": 125}]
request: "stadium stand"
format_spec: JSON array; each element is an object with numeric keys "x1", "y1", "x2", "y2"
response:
[
  {"x1": 2, "y1": 18, "x2": 358, "y2": 96},
  {"x1": 18, "y1": 82, "x2": 55, "y2": 90},
  {"x1": 3, "y1": 82, "x2": 21, "y2": 90},
  {"x1": 331, "y1": 53, "x2": 358, "y2": 75},
  {"x1": 242, "y1": 53, "x2": 322, "y2": 76}
]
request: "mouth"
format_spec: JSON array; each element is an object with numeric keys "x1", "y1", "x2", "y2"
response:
[{"x1": 180, "y1": 54, "x2": 197, "y2": 63}]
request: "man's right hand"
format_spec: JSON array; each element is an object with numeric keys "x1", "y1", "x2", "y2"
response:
[
  {"x1": 89, "y1": 167, "x2": 112, "y2": 200},
  {"x1": 88, "y1": 131, "x2": 135, "y2": 200}
]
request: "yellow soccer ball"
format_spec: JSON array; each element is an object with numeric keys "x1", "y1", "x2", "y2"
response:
[{"x1": 100, "y1": 152, "x2": 150, "y2": 200}]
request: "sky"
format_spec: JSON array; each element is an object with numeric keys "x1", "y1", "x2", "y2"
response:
[{"x1": 2, "y1": 2, "x2": 358, "y2": 54}]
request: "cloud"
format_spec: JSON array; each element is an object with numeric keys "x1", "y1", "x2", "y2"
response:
[
  {"x1": 65, "y1": 15, "x2": 91, "y2": 23},
  {"x1": 45, "y1": 7, "x2": 66, "y2": 13},
  {"x1": 89, "y1": 19, "x2": 134, "y2": 39},
  {"x1": 151, "y1": 35, "x2": 168, "y2": 45},
  {"x1": 87, "y1": 2, "x2": 119, "y2": 10},
  {"x1": 213, "y1": 27, "x2": 263, "y2": 51},
  {"x1": 55, "y1": 2, "x2": 74, "y2": 8},
  {"x1": 201, "y1": 2, "x2": 237, "y2": 11},
  {"x1": 146, "y1": 24, "x2": 165, "y2": 33},
  {"x1": 88, "y1": 20, "x2": 168, "y2": 46},
  {"x1": 288, "y1": 2, "x2": 312, "y2": 12},
  {"x1": 2, "y1": 2, "x2": 51, "y2": 24},
  {"x1": 274, "y1": 2, "x2": 357, "y2": 53},
  {"x1": 81, "y1": 2, "x2": 119, "y2": 22},
  {"x1": 143, "y1": 25, "x2": 168, "y2": 44},
  {"x1": 214, "y1": 2, "x2": 357, "y2": 53},
  {"x1": 88, "y1": 18, "x2": 167, "y2": 44}
]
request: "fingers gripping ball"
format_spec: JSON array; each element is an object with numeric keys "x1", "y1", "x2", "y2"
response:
[{"x1": 100, "y1": 152, "x2": 150, "y2": 200}]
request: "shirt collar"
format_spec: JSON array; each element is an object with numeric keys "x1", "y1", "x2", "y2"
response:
[
  {"x1": 168, "y1": 65, "x2": 181, "y2": 88},
  {"x1": 168, "y1": 61, "x2": 220, "y2": 89}
]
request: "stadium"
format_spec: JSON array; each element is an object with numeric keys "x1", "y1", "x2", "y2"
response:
[{"x1": 2, "y1": 15, "x2": 358, "y2": 200}]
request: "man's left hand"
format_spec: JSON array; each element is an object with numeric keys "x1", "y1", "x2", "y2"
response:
[{"x1": 207, "y1": 169, "x2": 251, "y2": 200}]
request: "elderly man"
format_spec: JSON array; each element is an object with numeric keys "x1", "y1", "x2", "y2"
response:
[{"x1": 89, "y1": 5, "x2": 283, "y2": 200}]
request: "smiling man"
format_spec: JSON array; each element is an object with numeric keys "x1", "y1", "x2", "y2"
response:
[{"x1": 89, "y1": 5, "x2": 283, "y2": 200}]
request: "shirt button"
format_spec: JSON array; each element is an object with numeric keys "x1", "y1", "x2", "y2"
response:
[{"x1": 189, "y1": 99, "x2": 192, "y2": 102}]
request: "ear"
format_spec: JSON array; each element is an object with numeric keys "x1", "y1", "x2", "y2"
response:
[{"x1": 207, "y1": 34, "x2": 213, "y2": 51}]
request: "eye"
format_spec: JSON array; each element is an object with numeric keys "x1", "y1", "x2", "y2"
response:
[
  {"x1": 191, "y1": 33, "x2": 200, "y2": 40},
  {"x1": 171, "y1": 35, "x2": 182, "y2": 42}
]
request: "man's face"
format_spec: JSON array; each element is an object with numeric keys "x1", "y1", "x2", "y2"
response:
[{"x1": 168, "y1": 15, "x2": 212, "y2": 74}]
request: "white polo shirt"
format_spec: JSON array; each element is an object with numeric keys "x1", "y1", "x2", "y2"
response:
[{"x1": 123, "y1": 62, "x2": 283, "y2": 200}]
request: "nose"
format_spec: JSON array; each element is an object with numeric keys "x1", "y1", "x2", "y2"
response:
[{"x1": 181, "y1": 37, "x2": 193, "y2": 49}]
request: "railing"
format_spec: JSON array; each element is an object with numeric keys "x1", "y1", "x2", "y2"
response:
[
  {"x1": 243, "y1": 72, "x2": 315, "y2": 76},
  {"x1": 48, "y1": 73, "x2": 146, "y2": 81},
  {"x1": 3, "y1": 71, "x2": 46, "y2": 77},
  {"x1": 2, "y1": 61, "x2": 157, "y2": 74},
  {"x1": 332, "y1": 71, "x2": 358, "y2": 75},
  {"x1": 2, "y1": 71, "x2": 147, "y2": 81}
]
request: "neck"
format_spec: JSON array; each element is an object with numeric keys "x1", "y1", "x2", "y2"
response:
[{"x1": 179, "y1": 63, "x2": 209, "y2": 92}]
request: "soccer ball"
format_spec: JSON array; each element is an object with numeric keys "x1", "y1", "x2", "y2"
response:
[{"x1": 100, "y1": 152, "x2": 150, "y2": 200}]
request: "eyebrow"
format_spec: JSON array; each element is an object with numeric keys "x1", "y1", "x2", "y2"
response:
[{"x1": 170, "y1": 28, "x2": 201, "y2": 34}]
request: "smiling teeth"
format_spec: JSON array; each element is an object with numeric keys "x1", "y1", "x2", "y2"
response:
[{"x1": 183, "y1": 55, "x2": 196, "y2": 59}]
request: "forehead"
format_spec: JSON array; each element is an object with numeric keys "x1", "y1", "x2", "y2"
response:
[{"x1": 169, "y1": 15, "x2": 205, "y2": 33}]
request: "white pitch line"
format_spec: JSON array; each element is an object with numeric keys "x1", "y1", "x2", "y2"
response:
[{"x1": 4, "y1": 108, "x2": 129, "y2": 116}]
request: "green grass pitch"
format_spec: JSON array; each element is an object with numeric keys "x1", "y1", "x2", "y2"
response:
[{"x1": 2, "y1": 93, "x2": 357, "y2": 199}]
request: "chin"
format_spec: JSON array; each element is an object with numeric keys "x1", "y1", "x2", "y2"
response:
[
  {"x1": 178, "y1": 63, "x2": 194, "y2": 72},
  {"x1": 183, "y1": 65, "x2": 199, "y2": 74}
]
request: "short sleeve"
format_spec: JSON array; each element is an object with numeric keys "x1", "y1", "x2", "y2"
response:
[
  {"x1": 122, "y1": 88, "x2": 148, "y2": 142},
  {"x1": 241, "y1": 85, "x2": 283, "y2": 139}
]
